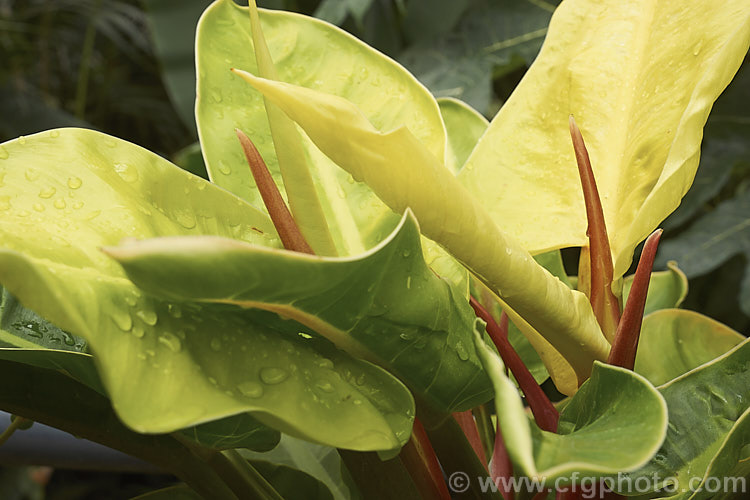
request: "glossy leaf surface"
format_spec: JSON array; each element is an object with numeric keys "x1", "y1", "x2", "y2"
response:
[
  {"x1": 624, "y1": 339, "x2": 750, "y2": 498},
  {"x1": 635, "y1": 309, "x2": 746, "y2": 387},
  {"x1": 105, "y1": 211, "x2": 493, "y2": 414},
  {"x1": 0, "y1": 129, "x2": 413, "y2": 451},
  {"x1": 195, "y1": 0, "x2": 444, "y2": 257},
  {"x1": 622, "y1": 261, "x2": 688, "y2": 317},
  {"x1": 473, "y1": 323, "x2": 667, "y2": 484},
  {"x1": 233, "y1": 69, "x2": 609, "y2": 394},
  {"x1": 460, "y1": 0, "x2": 750, "y2": 278}
]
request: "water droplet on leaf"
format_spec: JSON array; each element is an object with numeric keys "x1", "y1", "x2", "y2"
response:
[
  {"x1": 158, "y1": 332, "x2": 182, "y2": 352},
  {"x1": 112, "y1": 310, "x2": 133, "y2": 331},
  {"x1": 67, "y1": 177, "x2": 82, "y2": 189},
  {"x1": 237, "y1": 381, "x2": 264, "y2": 398},
  {"x1": 131, "y1": 325, "x2": 145, "y2": 339},
  {"x1": 38, "y1": 187, "x2": 56, "y2": 199},
  {"x1": 260, "y1": 367, "x2": 288, "y2": 385},
  {"x1": 114, "y1": 163, "x2": 139, "y2": 183},
  {"x1": 210, "y1": 338, "x2": 222, "y2": 351},
  {"x1": 136, "y1": 309, "x2": 158, "y2": 326}
]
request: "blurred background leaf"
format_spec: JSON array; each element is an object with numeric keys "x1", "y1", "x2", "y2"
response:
[{"x1": 658, "y1": 54, "x2": 750, "y2": 332}]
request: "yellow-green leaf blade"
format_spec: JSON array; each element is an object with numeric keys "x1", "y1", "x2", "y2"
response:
[
  {"x1": 233, "y1": 72, "x2": 609, "y2": 393},
  {"x1": 460, "y1": 0, "x2": 750, "y2": 278}
]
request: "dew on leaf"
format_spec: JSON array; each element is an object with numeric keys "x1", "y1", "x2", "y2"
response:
[
  {"x1": 114, "y1": 163, "x2": 139, "y2": 183},
  {"x1": 210, "y1": 338, "x2": 222, "y2": 351},
  {"x1": 18, "y1": 136, "x2": 26, "y2": 145},
  {"x1": 315, "y1": 381, "x2": 334, "y2": 393},
  {"x1": 218, "y1": 161, "x2": 231, "y2": 175},
  {"x1": 111, "y1": 310, "x2": 133, "y2": 331},
  {"x1": 32, "y1": 203, "x2": 44, "y2": 212},
  {"x1": 455, "y1": 340, "x2": 470, "y2": 361},
  {"x1": 61, "y1": 332, "x2": 76, "y2": 346},
  {"x1": 53, "y1": 199, "x2": 66, "y2": 209},
  {"x1": 136, "y1": 309, "x2": 158, "y2": 326},
  {"x1": 67, "y1": 177, "x2": 82, "y2": 189},
  {"x1": 237, "y1": 381, "x2": 264, "y2": 398},
  {"x1": 131, "y1": 325, "x2": 145, "y2": 339},
  {"x1": 72, "y1": 201, "x2": 84, "y2": 210},
  {"x1": 316, "y1": 358, "x2": 334, "y2": 369},
  {"x1": 167, "y1": 304, "x2": 182, "y2": 318},
  {"x1": 173, "y1": 209, "x2": 197, "y2": 229},
  {"x1": 24, "y1": 169, "x2": 39, "y2": 181},
  {"x1": 260, "y1": 367, "x2": 289, "y2": 385},
  {"x1": 38, "y1": 187, "x2": 56, "y2": 199},
  {"x1": 158, "y1": 332, "x2": 182, "y2": 353}
]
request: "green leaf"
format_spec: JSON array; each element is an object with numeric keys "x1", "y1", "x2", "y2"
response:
[
  {"x1": 1, "y1": 291, "x2": 281, "y2": 452},
  {"x1": 459, "y1": 0, "x2": 750, "y2": 278},
  {"x1": 0, "y1": 348, "x2": 105, "y2": 396},
  {"x1": 232, "y1": 69, "x2": 608, "y2": 394},
  {"x1": 635, "y1": 309, "x2": 745, "y2": 387},
  {"x1": 1, "y1": 288, "x2": 87, "y2": 351},
  {"x1": 143, "y1": 0, "x2": 212, "y2": 133},
  {"x1": 195, "y1": 0, "x2": 444, "y2": 257},
  {"x1": 244, "y1": 0, "x2": 337, "y2": 256},
  {"x1": 622, "y1": 261, "x2": 688, "y2": 316},
  {"x1": 398, "y1": 0, "x2": 557, "y2": 114},
  {"x1": 0, "y1": 360, "x2": 237, "y2": 499},
  {"x1": 623, "y1": 338, "x2": 750, "y2": 498},
  {"x1": 241, "y1": 434, "x2": 357, "y2": 500},
  {"x1": 314, "y1": 0, "x2": 374, "y2": 27},
  {"x1": 248, "y1": 460, "x2": 334, "y2": 500},
  {"x1": 131, "y1": 484, "x2": 202, "y2": 500},
  {"x1": 104, "y1": 211, "x2": 492, "y2": 415},
  {"x1": 473, "y1": 321, "x2": 668, "y2": 484},
  {"x1": 179, "y1": 413, "x2": 279, "y2": 452},
  {"x1": 172, "y1": 142, "x2": 208, "y2": 179},
  {"x1": 0, "y1": 129, "x2": 412, "y2": 452},
  {"x1": 663, "y1": 59, "x2": 750, "y2": 230},
  {"x1": 438, "y1": 97, "x2": 489, "y2": 174},
  {"x1": 658, "y1": 190, "x2": 750, "y2": 317}
]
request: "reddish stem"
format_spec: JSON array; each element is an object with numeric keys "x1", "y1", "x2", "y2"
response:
[
  {"x1": 569, "y1": 116, "x2": 620, "y2": 340},
  {"x1": 453, "y1": 411, "x2": 488, "y2": 470},
  {"x1": 607, "y1": 229, "x2": 662, "y2": 369},
  {"x1": 399, "y1": 418, "x2": 452, "y2": 500},
  {"x1": 491, "y1": 422, "x2": 515, "y2": 500},
  {"x1": 235, "y1": 129, "x2": 314, "y2": 254},
  {"x1": 470, "y1": 297, "x2": 559, "y2": 432}
]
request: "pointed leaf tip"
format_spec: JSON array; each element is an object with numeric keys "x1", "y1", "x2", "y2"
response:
[
  {"x1": 235, "y1": 128, "x2": 314, "y2": 254},
  {"x1": 608, "y1": 229, "x2": 663, "y2": 370},
  {"x1": 569, "y1": 116, "x2": 620, "y2": 341}
]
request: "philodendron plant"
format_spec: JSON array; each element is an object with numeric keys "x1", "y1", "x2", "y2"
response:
[{"x1": 1, "y1": 0, "x2": 750, "y2": 498}]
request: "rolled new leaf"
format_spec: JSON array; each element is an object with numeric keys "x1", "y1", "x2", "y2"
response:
[
  {"x1": 232, "y1": 70, "x2": 609, "y2": 393},
  {"x1": 196, "y1": 0, "x2": 446, "y2": 258}
]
